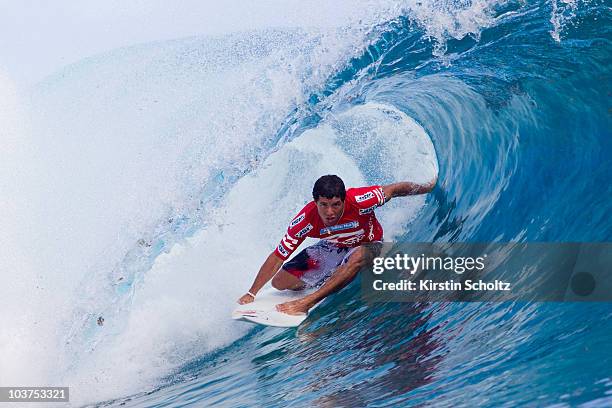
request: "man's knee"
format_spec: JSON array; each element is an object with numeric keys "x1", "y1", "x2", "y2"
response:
[
  {"x1": 346, "y1": 245, "x2": 378, "y2": 270},
  {"x1": 272, "y1": 269, "x2": 305, "y2": 290},
  {"x1": 346, "y1": 247, "x2": 367, "y2": 269}
]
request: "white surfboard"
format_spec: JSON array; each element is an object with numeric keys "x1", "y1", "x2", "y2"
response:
[{"x1": 232, "y1": 287, "x2": 320, "y2": 327}]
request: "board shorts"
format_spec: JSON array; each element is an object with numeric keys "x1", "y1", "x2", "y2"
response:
[{"x1": 282, "y1": 240, "x2": 382, "y2": 288}]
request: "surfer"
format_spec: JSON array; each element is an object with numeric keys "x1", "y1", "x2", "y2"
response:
[{"x1": 237, "y1": 174, "x2": 436, "y2": 315}]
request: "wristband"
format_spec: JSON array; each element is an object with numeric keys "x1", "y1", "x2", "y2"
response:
[{"x1": 247, "y1": 291, "x2": 257, "y2": 298}]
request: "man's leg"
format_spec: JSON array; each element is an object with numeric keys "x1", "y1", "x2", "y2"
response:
[
  {"x1": 276, "y1": 244, "x2": 380, "y2": 315},
  {"x1": 272, "y1": 241, "x2": 337, "y2": 290},
  {"x1": 324, "y1": 246, "x2": 371, "y2": 288},
  {"x1": 275, "y1": 251, "x2": 363, "y2": 314},
  {"x1": 272, "y1": 269, "x2": 306, "y2": 290},
  {"x1": 312, "y1": 242, "x2": 381, "y2": 289}
]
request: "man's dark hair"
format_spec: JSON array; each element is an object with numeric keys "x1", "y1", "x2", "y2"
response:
[{"x1": 313, "y1": 175, "x2": 346, "y2": 201}]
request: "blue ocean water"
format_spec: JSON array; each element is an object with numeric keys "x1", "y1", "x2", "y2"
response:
[{"x1": 7, "y1": 0, "x2": 610, "y2": 406}]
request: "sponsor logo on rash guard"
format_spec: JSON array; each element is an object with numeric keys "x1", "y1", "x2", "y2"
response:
[
  {"x1": 368, "y1": 221, "x2": 375, "y2": 240},
  {"x1": 295, "y1": 223, "x2": 313, "y2": 238},
  {"x1": 277, "y1": 243, "x2": 289, "y2": 257},
  {"x1": 290, "y1": 213, "x2": 305, "y2": 228},
  {"x1": 320, "y1": 221, "x2": 359, "y2": 235},
  {"x1": 324, "y1": 229, "x2": 365, "y2": 245},
  {"x1": 359, "y1": 204, "x2": 378, "y2": 215},
  {"x1": 355, "y1": 191, "x2": 375, "y2": 203}
]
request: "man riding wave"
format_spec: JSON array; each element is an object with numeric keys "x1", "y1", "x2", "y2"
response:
[{"x1": 237, "y1": 174, "x2": 436, "y2": 315}]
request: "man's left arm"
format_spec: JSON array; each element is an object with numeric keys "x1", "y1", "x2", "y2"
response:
[{"x1": 382, "y1": 176, "x2": 437, "y2": 202}]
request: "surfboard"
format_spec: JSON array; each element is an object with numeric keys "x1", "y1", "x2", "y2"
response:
[{"x1": 232, "y1": 287, "x2": 319, "y2": 327}]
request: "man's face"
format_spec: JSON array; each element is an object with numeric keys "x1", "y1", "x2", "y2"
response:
[{"x1": 316, "y1": 196, "x2": 345, "y2": 226}]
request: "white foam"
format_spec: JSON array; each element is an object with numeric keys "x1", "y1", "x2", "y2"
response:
[
  {"x1": 550, "y1": 0, "x2": 580, "y2": 42},
  {"x1": 0, "y1": 72, "x2": 63, "y2": 386}
]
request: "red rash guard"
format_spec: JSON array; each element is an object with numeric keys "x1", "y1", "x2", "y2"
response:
[{"x1": 274, "y1": 185, "x2": 386, "y2": 260}]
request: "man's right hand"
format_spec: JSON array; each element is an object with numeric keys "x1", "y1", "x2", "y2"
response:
[{"x1": 237, "y1": 293, "x2": 255, "y2": 304}]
